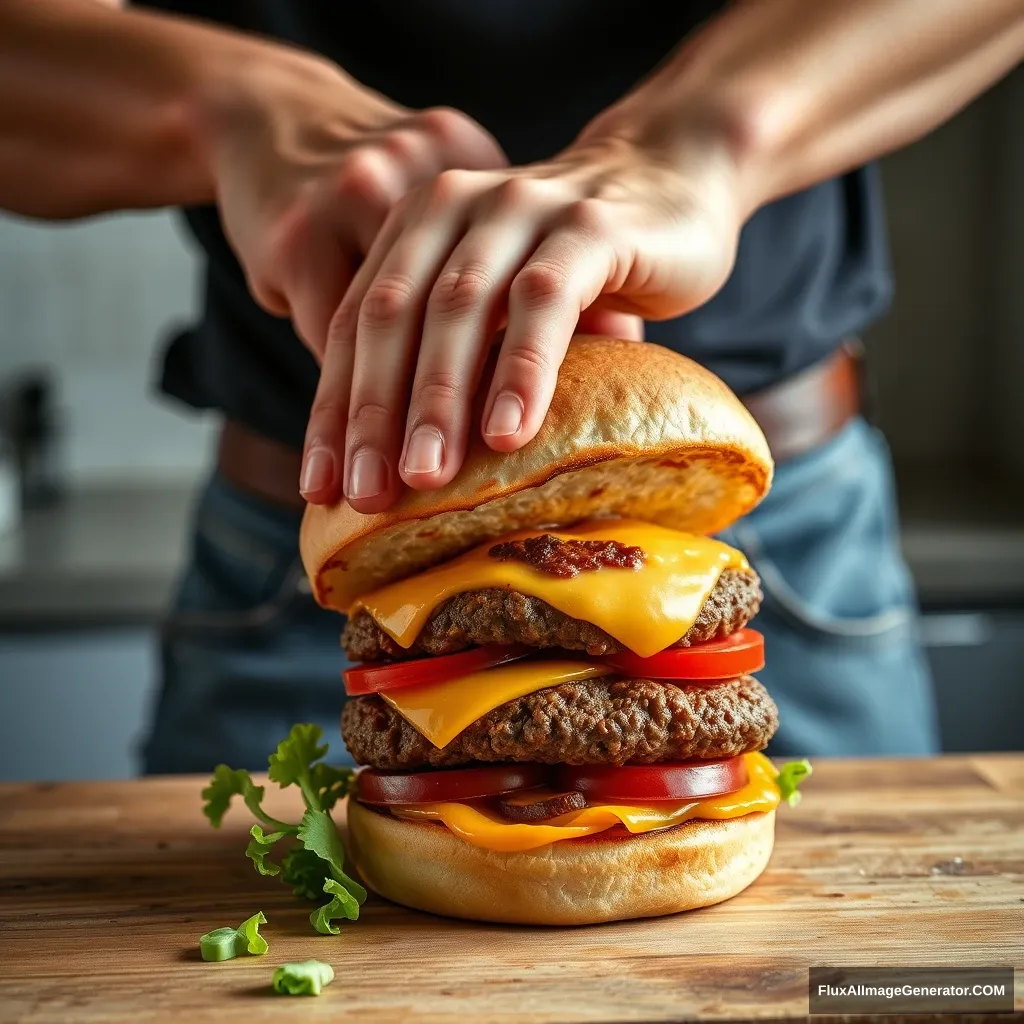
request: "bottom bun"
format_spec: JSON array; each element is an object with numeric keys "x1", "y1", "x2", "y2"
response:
[{"x1": 347, "y1": 800, "x2": 775, "y2": 926}]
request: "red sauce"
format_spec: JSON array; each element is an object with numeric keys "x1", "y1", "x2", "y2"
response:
[{"x1": 488, "y1": 534, "x2": 646, "y2": 578}]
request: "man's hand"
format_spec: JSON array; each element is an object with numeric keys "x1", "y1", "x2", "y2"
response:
[
  {"x1": 206, "y1": 52, "x2": 506, "y2": 374},
  {"x1": 1, "y1": 2, "x2": 507, "y2": 507},
  {"x1": 302, "y1": 133, "x2": 743, "y2": 511}
]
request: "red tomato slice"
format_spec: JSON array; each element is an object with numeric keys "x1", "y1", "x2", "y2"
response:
[
  {"x1": 344, "y1": 644, "x2": 531, "y2": 695},
  {"x1": 555, "y1": 756, "x2": 749, "y2": 802},
  {"x1": 356, "y1": 763, "x2": 549, "y2": 805},
  {"x1": 600, "y1": 629, "x2": 764, "y2": 681}
]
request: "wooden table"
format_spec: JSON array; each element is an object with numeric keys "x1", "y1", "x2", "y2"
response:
[{"x1": 1, "y1": 756, "x2": 1022, "y2": 1023}]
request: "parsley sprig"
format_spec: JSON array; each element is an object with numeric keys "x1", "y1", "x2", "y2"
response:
[
  {"x1": 202, "y1": 724, "x2": 366, "y2": 934},
  {"x1": 775, "y1": 758, "x2": 813, "y2": 806}
]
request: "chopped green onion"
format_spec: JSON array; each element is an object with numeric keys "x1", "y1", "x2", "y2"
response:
[
  {"x1": 272, "y1": 960, "x2": 335, "y2": 996},
  {"x1": 199, "y1": 911, "x2": 268, "y2": 961},
  {"x1": 199, "y1": 927, "x2": 242, "y2": 962}
]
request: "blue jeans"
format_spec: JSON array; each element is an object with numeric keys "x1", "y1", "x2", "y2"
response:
[{"x1": 142, "y1": 417, "x2": 939, "y2": 774}]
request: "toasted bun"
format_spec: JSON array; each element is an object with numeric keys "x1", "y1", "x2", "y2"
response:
[
  {"x1": 302, "y1": 336, "x2": 772, "y2": 610},
  {"x1": 347, "y1": 801, "x2": 775, "y2": 926}
]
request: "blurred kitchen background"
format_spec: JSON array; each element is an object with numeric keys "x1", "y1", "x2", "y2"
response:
[{"x1": 1, "y1": 69, "x2": 1022, "y2": 781}]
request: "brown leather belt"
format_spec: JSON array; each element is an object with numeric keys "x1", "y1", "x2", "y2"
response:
[
  {"x1": 217, "y1": 343, "x2": 863, "y2": 510},
  {"x1": 742, "y1": 339, "x2": 864, "y2": 464}
]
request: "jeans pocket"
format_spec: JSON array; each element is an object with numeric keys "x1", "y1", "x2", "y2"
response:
[
  {"x1": 732, "y1": 519, "x2": 915, "y2": 645},
  {"x1": 164, "y1": 474, "x2": 310, "y2": 643}
]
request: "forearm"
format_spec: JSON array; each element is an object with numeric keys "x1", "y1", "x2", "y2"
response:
[
  {"x1": 1, "y1": 0, "x2": 326, "y2": 218},
  {"x1": 590, "y1": 0, "x2": 1024, "y2": 217}
]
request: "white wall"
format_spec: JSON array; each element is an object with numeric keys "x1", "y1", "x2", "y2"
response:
[{"x1": 0, "y1": 210, "x2": 214, "y2": 486}]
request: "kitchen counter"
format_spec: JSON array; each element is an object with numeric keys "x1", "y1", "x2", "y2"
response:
[
  {"x1": 0, "y1": 485, "x2": 197, "y2": 628},
  {"x1": 1, "y1": 756, "x2": 1021, "y2": 1023}
]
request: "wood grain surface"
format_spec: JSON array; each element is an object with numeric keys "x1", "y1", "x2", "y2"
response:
[{"x1": 0, "y1": 756, "x2": 1021, "y2": 1023}]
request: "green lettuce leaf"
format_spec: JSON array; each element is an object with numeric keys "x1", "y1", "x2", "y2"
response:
[
  {"x1": 272, "y1": 959, "x2": 335, "y2": 996},
  {"x1": 201, "y1": 765, "x2": 292, "y2": 831},
  {"x1": 280, "y1": 847, "x2": 332, "y2": 902},
  {"x1": 296, "y1": 808, "x2": 367, "y2": 904},
  {"x1": 310, "y1": 879, "x2": 361, "y2": 936},
  {"x1": 775, "y1": 759, "x2": 813, "y2": 806},
  {"x1": 268, "y1": 724, "x2": 328, "y2": 806},
  {"x1": 202, "y1": 723, "x2": 366, "y2": 934},
  {"x1": 310, "y1": 761, "x2": 354, "y2": 812},
  {"x1": 245, "y1": 824, "x2": 288, "y2": 877}
]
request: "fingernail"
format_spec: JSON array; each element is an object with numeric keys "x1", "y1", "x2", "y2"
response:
[
  {"x1": 403, "y1": 426, "x2": 445, "y2": 475},
  {"x1": 300, "y1": 444, "x2": 336, "y2": 497},
  {"x1": 347, "y1": 449, "x2": 388, "y2": 501},
  {"x1": 484, "y1": 391, "x2": 524, "y2": 437}
]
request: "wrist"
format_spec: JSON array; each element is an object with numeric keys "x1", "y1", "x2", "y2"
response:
[
  {"x1": 191, "y1": 37, "x2": 391, "y2": 197},
  {"x1": 572, "y1": 92, "x2": 753, "y2": 234},
  {"x1": 577, "y1": 57, "x2": 783, "y2": 223}
]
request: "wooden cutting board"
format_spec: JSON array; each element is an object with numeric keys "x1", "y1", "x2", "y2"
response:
[{"x1": 0, "y1": 755, "x2": 1022, "y2": 1023}]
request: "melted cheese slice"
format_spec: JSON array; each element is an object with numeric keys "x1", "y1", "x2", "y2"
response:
[
  {"x1": 381, "y1": 660, "x2": 606, "y2": 749},
  {"x1": 351, "y1": 520, "x2": 748, "y2": 658},
  {"x1": 391, "y1": 752, "x2": 780, "y2": 852}
]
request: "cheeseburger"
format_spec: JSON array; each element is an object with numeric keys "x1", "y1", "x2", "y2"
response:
[{"x1": 301, "y1": 335, "x2": 807, "y2": 926}]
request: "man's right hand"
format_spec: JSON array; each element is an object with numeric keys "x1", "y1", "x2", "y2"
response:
[{"x1": 204, "y1": 51, "x2": 507, "y2": 368}]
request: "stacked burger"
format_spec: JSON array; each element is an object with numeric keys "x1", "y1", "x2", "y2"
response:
[{"x1": 301, "y1": 336, "x2": 806, "y2": 926}]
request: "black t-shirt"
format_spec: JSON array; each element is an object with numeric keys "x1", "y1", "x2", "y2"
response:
[{"x1": 140, "y1": 0, "x2": 893, "y2": 450}]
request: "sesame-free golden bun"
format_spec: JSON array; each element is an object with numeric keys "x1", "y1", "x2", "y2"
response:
[
  {"x1": 347, "y1": 800, "x2": 775, "y2": 926},
  {"x1": 301, "y1": 335, "x2": 773, "y2": 611}
]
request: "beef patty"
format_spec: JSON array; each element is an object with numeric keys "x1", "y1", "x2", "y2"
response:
[
  {"x1": 342, "y1": 674, "x2": 777, "y2": 770},
  {"x1": 343, "y1": 568, "x2": 761, "y2": 662}
]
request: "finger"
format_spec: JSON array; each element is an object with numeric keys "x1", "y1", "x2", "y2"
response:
[
  {"x1": 342, "y1": 174, "x2": 482, "y2": 513},
  {"x1": 400, "y1": 203, "x2": 548, "y2": 489},
  {"x1": 286, "y1": 236, "x2": 356, "y2": 363},
  {"x1": 300, "y1": 313, "x2": 356, "y2": 505},
  {"x1": 332, "y1": 145, "x2": 406, "y2": 255},
  {"x1": 576, "y1": 306, "x2": 645, "y2": 341},
  {"x1": 298, "y1": 205, "x2": 411, "y2": 504},
  {"x1": 483, "y1": 215, "x2": 621, "y2": 451}
]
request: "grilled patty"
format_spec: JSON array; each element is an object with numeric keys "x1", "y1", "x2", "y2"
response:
[
  {"x1": 343, "y1": 568, "x2": 761, "y2": 662},
  {"x1": 342, "y1": 674, "x2": 777, "y2": 770}
]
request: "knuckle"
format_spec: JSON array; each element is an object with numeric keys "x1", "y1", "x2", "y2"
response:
[
  {"x1": 326, "y1": 300, "x2": 359, "y2": 348},
  {"x1": 428, "y1": 267, "x2": 492, "y2": 318},
  {"x1": 346, "y1": 400, "x2": 392, "y2": 432},
  {"x1": 335, "y1": 148, "x2": 391, "y2": 202},
  {"x1": 430, "y1": 167, "x2": 475, "y2": 204},
  {"x1": 380, "y1": 128, "x2": 418, "y2": 164},
  {"x1": 414, "y1": 369, "x2": 464, "y2": 410},
  {"x1": 416, "y1": 106, "x2": 470, "y2": 144},
  {"x1": 501, "y1": 344, "x2": 552, "y2": 381},
  {"x1": 512, "y1": 262, "x2": 567, "y2": 308},
  {"x1": 360, "y1": 275, "x2": 415, "y2": 330},
  {"x1": 308, "y1": 392, "x2": 347, "y2": 425},
  {"x1": 565, "y1": 197, "x2": 613, "y2": 235},
  {"x1": 493, "y1": 176, "x2": 541, "y2": 210}
]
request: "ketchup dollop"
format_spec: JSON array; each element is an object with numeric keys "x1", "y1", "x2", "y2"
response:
[{"x1": 488, "y1": 534, "x2": 646, "y2": 578}]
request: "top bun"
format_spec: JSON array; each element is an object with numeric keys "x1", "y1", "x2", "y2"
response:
[{"x1": 301, "y1": 336, "x2": 772, "y2": 611}]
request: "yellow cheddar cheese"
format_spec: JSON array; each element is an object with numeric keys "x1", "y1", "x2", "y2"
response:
[
  {"x1": 381, "y1": 659, "x2": 606, "y2": 749},
  {"x1": 390, "y1": 752, "x2": 780, "y2": 852},
  {"x1": 350, "y1": 520, "x2": 748, "y2": 659}
]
